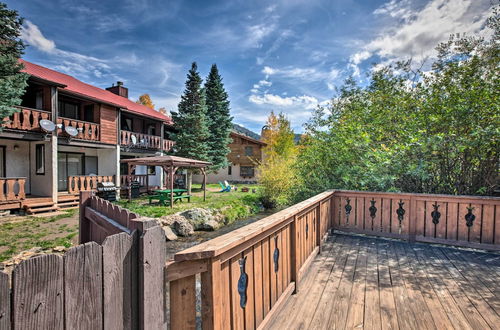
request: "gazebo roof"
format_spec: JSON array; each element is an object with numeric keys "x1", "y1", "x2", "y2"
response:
[{"x1": 120, "y1": 155, "x2": 211, "y2": 168}]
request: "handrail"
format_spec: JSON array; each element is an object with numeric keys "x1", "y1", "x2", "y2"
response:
[
  {"x1": 68, "y1": 175, "x2": 114, "y2": 194},
  {"x1": 0, "y1": 177, "x2": 26, "y2": 201},
  {"x1": 174, "y1": 190, "x2": 334, "y2": 261},
  {"x1": 57, "y1": 117, "x2": 100, "y2": 141},
  {"x1": 121, "y1": 130, "x2": 175, "y2": 151},
  {"x1": 2, "y1": 107, "x2": 51, "y2": 131}
]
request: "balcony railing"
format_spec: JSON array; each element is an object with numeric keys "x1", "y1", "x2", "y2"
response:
[
  {"x1": 121, "y1": 130, "x2": 174, "y2": 150},
  {"x1": 0, "y1": 177, "x2": 26, "y2": 201},
  {"x1": 57, "y1": 117, "x2": 100, "y2": 141},
  {"x1": 1, "y1": 107, "x2": 51, "y2": 132},
  {"x1": 67, "y1": 175, "x2": 114, "y2": 194}
]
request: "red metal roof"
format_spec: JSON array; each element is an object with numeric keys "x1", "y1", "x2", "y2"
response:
[{"x1": 20, "y1": 59, "x2": 173, "y2": 123}]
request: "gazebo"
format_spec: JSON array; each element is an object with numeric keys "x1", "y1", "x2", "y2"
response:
[{"x1": 120, "y1": 155, "x2": 211, "y2": 206}]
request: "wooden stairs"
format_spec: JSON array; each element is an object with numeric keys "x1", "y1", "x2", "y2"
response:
[
  {"x1": 23, "y1": 197, "x2": 58, "y2": 215},
  {"x1": 57, "y1": 194, "x2": 79, "y2": 210},
  {"x1": 22, "y1": 194, "x2": 80, "y2": 215}
]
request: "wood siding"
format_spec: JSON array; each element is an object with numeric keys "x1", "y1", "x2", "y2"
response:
[
  {"x1": 99, "y1": 104, "x2": 118, "y2": 144},
  {"x1": 227, "y1": 132, "x2": 264, "y2": 166}
]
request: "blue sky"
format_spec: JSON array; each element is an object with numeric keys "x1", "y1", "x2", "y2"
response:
[{"x1": 7, "y1": 0, "x2": 493, "y2": 133}]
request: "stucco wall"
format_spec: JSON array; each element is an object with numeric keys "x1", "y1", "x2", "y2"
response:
[
  {"x1": 1, "y1": 139, "x2": 31, "y2": 194},
  {"x1": 30, "y1": 140, "x2": 53, "y2": 196}
]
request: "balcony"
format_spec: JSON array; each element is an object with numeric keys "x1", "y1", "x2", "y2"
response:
[
  {"x1": 1, "y1": 107, "x2": 51, "y2": 132},
  {"x1": 120, "y1": 130, "x2": 174, "y2": 151},
  {"x1": 57, "y1": 117, "x2": 100, "y2": 142},
  {"x1": 0, "y1": 177, "x2": 26, "y2": 201}
]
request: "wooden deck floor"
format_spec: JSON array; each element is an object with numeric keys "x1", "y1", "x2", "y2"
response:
[{"x1": 265, "y1": 233, "x2": 500, "y2": 329}]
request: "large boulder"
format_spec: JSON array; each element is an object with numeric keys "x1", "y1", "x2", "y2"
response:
[
  {"x1": 162, "y1": 226, "x2": 178, "y2": 241},
  {"x1": 159, "y1": 214, "x2": 185, "y2": 227},
  {"x1": 171, "y1": 217, "x2": 195, "y2": 236},
  {"x1": 179, "y1": 208, "x2": 222, "y2": 231}
]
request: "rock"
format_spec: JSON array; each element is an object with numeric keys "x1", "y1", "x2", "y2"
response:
[
  {"x1": 162, "y1": 226, "x2": 178, "y2": 241},
  {"x1": 196, "y1": 219, "x2": 220, "y2": 231},
  {"x1": 159, "y1": 214, "x2": 185, "y2": 227},
  {"x1": 53, "y1": 246, "x2": 66, "y2": 252},
  {"x1": 171, "y1": 218, "x2": 194, "y2": 236},
  {"x1": 179, "y1": 208, "x2": 224, "y2": 231},
  {"x1": 0, "y1": 210, "x2": 10, "y2": 217}
]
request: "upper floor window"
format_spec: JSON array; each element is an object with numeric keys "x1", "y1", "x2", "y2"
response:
[
  {"x1": 58, "y1": 100, "x2": 79, "y2": 120},
  {"x1": 244, "y1": 146, "x2": 253, "y2": 156},
  {"x1": 121, "y1": 117, "x2": 133, "y2": 131}
]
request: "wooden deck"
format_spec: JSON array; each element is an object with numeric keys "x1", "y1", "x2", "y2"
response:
[{"x1": 265, "y1": 233, "x2": 500, "y2": 330}]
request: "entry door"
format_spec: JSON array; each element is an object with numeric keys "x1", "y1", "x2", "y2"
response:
[{"x1": 58, "y1": 153, "x2": 84, "y2": 191}]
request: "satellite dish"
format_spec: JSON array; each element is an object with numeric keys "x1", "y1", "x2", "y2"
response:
[
  {"x1": 131, "y1": 135, "x2": 137, "y2": 145},
  {"x1": 40, "y1": 119, "x2": 56, "y2": 133},
  {"x1": 65, "y1": 126, "x2": 78, "y2": 137}
]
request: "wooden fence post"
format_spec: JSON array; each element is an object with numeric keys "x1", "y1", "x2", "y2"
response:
[
  {"x1": 79, "y1": 190, "x2": 92, "y2": 244},
  {"x1": 409, "y1": 195, "x2": 417, "y2": 242},
  {"x1": 316, "y1": 203, "x2": 322, "y2": 253},
  {"x1": 290, "y1": 216, "x2": 299, "y2": 293},
  {"x1": 0, "y1": 272, "x2": 10, "y2": 329},
  {"x1": 201, "y1": 258, "x2": 222, "y2": 330}
]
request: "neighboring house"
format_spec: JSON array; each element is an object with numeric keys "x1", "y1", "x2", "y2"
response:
[
  {"x1": 194, "y1": 130, "x2": 266, "y2": 184},
  {"x1": 0, "y1": 60, "x2": 175, "y2": 214}
]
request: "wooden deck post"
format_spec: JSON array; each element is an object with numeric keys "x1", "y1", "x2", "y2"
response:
[
  {"x1": 316, "y1": 203, "x2": 322, "y2": 253},
  {"x1": 409, "y1": 195, "x2": 417, "y2": 242},
  {"x1": 170, "y1": 165, "x2": 174, "y2": 208},
  {"x1": 201, "y1": 258, "x2": 222, "y2": 329},
  {"x1": 79, "y1": 190, "x2": 92, "y2": 244},
  {"x1": 290, "y1": 215, "x2": 300, "y2": 293}
]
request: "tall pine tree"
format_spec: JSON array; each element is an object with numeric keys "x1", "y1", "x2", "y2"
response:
[
  {"x1": 0, "y1": 2, "x2": 28, "y2": 120},
  {"x1": 204, "y1": 64, "x2": 232, "y2": 171},
  {"x1": 171, "y1": 62, "x2": 210, "y2": 161}
]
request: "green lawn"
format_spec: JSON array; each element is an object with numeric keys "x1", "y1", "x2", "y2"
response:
[
  {"x1": 0, "y1": 209, "x2": 78, "y2": 262},
  {"x1": 116, "y1": 183, "x2": 262, "y2": 223}
]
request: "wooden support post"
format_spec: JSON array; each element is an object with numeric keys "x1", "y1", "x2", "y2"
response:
[
  {"x1": 409, "y1": 195, "x2": 417, "y2": 242},
  {"x1": 290, "y1": 215, "x2": 299, "y2": 293},
  {"x1": 170, "y1": 165, "x2": 174, "y2": 208},
  {"x1": 201, "y1": 258, "x2": 222, "y2": 330},
  {"x1": 127, "y1": 164, "x2": 133, "y2": 202},
  {"x1": 79, "y1": 190, "x2": 92, "y2": 244},
  {"x1": 201, "y1": 168, "x2": 207, "y2": 202},
  {"x1": 316, "y1": 203, "x2": 322, "y2": 253}
]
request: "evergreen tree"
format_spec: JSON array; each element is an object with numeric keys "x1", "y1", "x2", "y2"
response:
[
  {"x1": 171, "y1": 62, "x2": 210, "y2": 161},
  {"x1": 0, "y1": 2, "x2": 28, "y2": 121},
  {"x1": 204, "y1": 64, "x2": 232, "y2": 171}
]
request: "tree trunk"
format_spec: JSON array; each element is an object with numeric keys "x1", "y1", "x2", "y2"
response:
[{"x1": 187, "y1": 171, "x2": 193, "y2": 195}]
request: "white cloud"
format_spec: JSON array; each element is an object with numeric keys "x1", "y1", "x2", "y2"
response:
[
  {"x1": 249, "y1": 93, "x2": 318, "y2": 109},
  {"x1": 262, "y1": 65, "x2": 340, "y2": 89},
  {"x1": 347, "y1": 0, "x2": 492, "y2": 77},
  {"x1": 245, "y1": 24, "x2": 276, "y2": 48},
  {"x1": 21, "y1": 21, "x2": 56, "y2": 53}
]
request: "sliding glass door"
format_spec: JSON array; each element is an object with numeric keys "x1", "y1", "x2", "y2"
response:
[{"x1": 58, "y1": 152, "x2": 84, "y2": 191}]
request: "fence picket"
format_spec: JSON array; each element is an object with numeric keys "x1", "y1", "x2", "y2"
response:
[
  {"x1": 12, "y1": 255, "x2": 63, "y2": 329},
  {"x1": 64, "y1": 242, "x2": 103, "y2": 330},
  {"x1": 0, "y1": 272, "x2": 10, "y2": 330}
]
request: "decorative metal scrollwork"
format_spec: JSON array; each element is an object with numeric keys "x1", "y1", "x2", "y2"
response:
[
  {"x1": 237, "y1": 256, "x2": 248, "y2": 308},
  {"x1": 431, "y1": 203, "x2": 441, "y2": 225},
  {"x1": 369, "y1": 199, "x2": 377, "y2": 230},
  {"x1": 465, "y1": 207, "x2": 476, "y2": 227},
  {"x1": 273, "y1": 236, "x2": 280, "y2": 273},
  {"x1": 396, "y1": 200, "x2": 405, "y2": 234},
  {"x1": 345, "y1": 198, "x2": 352, "y2": 225},
  {"x1": 306, "y1": 223, "x2": 309, "y2": 239}
]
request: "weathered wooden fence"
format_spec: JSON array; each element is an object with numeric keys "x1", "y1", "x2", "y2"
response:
[
  {"x1": 331, "y1": 190, "x2": 500, "y2": 250},
  {"x1": 0, "y1": 191, "x2": 167, "y2": 330}
]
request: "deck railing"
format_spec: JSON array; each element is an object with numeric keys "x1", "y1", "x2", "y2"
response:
[
  {"x1": 162, "y1": 138, "x2": 175, "y2": 152},
  {"x1": 166, "y1": 190, "x2": 334, "y2": 329},
  {"x1": 0, "y1": 177, "x2": 26, "y2": 201},
  {"x1": 57, "y1": 117, "x2": 100, "y2": 141},
  {"x1": 331, "y1": 190, "x2": 500, "y2": 250},
  {"x1": 67, "y1": 175, "x2": 114, "y2": 194},
  {"x1": 120, "y1": 130, "x2": 161, "y2": 149},
  {"x1": 1, "y1": 107, "x2": 51, "y2": 131}
]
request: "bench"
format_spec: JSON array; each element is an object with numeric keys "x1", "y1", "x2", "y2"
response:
[
  {"x1": 173, "y1": 195, "x2": 191, "y2": 202},
  {"x1": 149, "y1": 194, "x2": 191, "y2": 205}
]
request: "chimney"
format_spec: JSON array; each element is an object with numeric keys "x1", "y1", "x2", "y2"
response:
[{"x1": 106, "y1": 81, "x2": 128, "y2": 98}]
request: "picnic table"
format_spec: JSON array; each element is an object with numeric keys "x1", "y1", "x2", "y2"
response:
[{"x1": 149, "y1": 189, "x2": 191, "y2": 206}]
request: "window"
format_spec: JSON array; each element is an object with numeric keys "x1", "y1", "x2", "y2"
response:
[
  {"x1": 146, "y1": 124, "x2": 156, "y2": 136},
  {"x1": 84, "y1": 104, "x2": 94, "y2": 122},
  {"x1": 240, "y1": 166, "x2": 254, "y2": 178},
  {"x1": 228, "y1": 165, "x2": 232, "y2": 175},
  {"x1": 85, "y1": 156, "x2": 98, "y2": 175},
  {"x1": 36, "y1": 144, "x2": 45, "y2": 175},
  {"x1": 35, "y1": 91, "x2": 43, "y2": 110},
  {"x1": 0, "y1": 146, "x2": 5, "y2": 177},
  {"x1": 244, "y1": 146, "x2": 253, "y2": 156},
  {"x1": 58, "y1": 100, "x2": 79, "y2": 119},
  {"x1": 148, "y1": 166, "x2": 156, "y2": 175}
]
